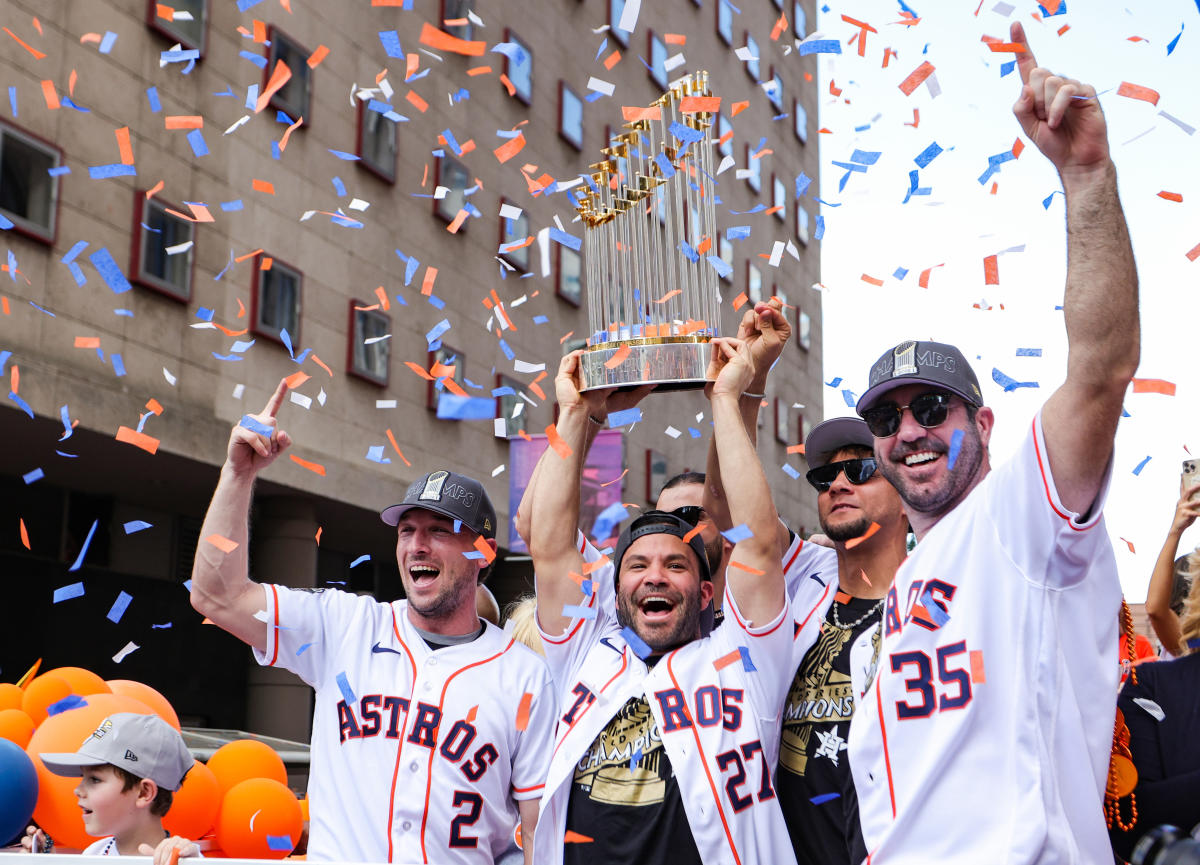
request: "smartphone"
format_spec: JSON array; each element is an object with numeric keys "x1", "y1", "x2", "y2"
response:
[{"x1": 1183, "y1": 460, "x2": 1200, "y2": 490}]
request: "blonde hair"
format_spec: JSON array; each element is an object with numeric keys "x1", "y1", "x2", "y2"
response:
[
  {"x1": 504, "y1": 595, "x2": 544, "y2": 656},
  {"x1": 1181, "y1": 549, "x2": 1200, "y2": 654}
]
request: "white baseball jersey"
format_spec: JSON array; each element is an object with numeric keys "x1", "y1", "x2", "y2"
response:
[
  {"x1": 253, "y1": 586, "x2": 557, "y2": 864},
  {"x1": 532, "y1": 562, "x2": 830, "y2": 865},
  {"x1": 847, "y1": 414, "x2": 1120, "y2": 864}
]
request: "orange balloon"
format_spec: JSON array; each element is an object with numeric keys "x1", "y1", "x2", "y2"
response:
[
  {"x1": 206, "y1": 740, "x2": 287, "y2": 797},
  {"x1": 0, "y1": 683, "x2": 24, "y2": 712},
  {"x1": 0, "y1": 708, "x2": 36, "y2": 748},
  {"x1": 105, "y1": 680, "x2": 181, "y2": 730},
  {"x1": 215, "y1": 778, "x2": 301, "y2": 859},
  {"x1": 43, "y1": 668, "x2": 110, "y2": 698},
  {"x1": 164, "y1": 760, "x2": 220, "y2": 840},
  {"x1": 25, "y1": 693, "x2": 155, "y2": 850},
  {"x1": 22, "y1": 675, "x2": 71, "y2": 726}
]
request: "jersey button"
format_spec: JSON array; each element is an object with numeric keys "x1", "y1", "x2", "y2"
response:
[
  {"x1": 401, "y1": 821, "x2": 411, "y2": 831},
  {"x1": 428, "y1": 657, "x2": 438, "y2": 666},
  {"x1": 410, "y1": 761, "x2": 420, "y2": 772}
]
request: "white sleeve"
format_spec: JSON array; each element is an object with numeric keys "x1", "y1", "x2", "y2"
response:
[
  {"x1": 251, "y1": 586, "x2": 371, "y2": 689},
  {"x1": 717, "y1": 585, "x2": 795, "y2": 722},
  {"x1": 578, "y1": 528, "x2": 616, "y2": 612},
  {"x1": 983, "y1": 411, "x2": 1114, "y2": 589},
  {"x1": 535, "y1": 566, "x2": 616, "y2": 689},
  {"x1": 783, "y1": 537, "x2": 838, "y2": 600},
  {"x1": 510, "y1": 674, "x2": 559, "y2": 801}
]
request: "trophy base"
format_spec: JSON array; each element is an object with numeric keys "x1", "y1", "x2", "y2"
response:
[{"x1": 579, "y1": 338, "x2": 711, "y2": 392}]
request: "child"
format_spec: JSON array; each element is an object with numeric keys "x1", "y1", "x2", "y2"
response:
[{"x1": 22, "y1": 712, "x2": 200, "y2": 862}]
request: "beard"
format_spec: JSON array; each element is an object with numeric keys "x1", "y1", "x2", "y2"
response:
[
  {"x1": 702, "y1": 535, "x2": 724, "y2": 575},
  {"x1": 403, "y1": 567, "x2": 476, "y2": 621},
  {"x1": 615, "y1": 584, "x2": 705, "y2": 652},
  {"x1": 877, "y1": 424, "x2": 984, "y2": 519},
  {"x1": 824, "y1": 513, "x2": 873, "y2": 543}
]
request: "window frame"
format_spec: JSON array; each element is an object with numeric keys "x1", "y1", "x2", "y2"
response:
[
  {"x1": 130, "y1": 191, "x2": 196, "y2": 303},
  {"x1": 794, "y1": 97, "x2": 809, "y2": 144},
  {"x1": 503, "y1": 28, "x2": 533, "y2": 105},
  {"x1": 745, "y1": 142, "x2": 761, "y2": 193},
  {"x1": 744, "y1": 32, "x2": 760, "y2": 81},
  {"x1": 795, "y1": 200, "x2": 810, "y2": 246},
  {"x1": 772, "y1": 174, "x2": 787, "y2": 223},
  {"x1": 794, "y1": 0, "x2": 807, "y2": 38},
  {"x1": 746, "y1": 260, "x2": 763, "y2": 304},
  {"x1": 356, "y1": 98, "x2": 398, "y2": 184},
  {"x1": 766, "y1": 65, "x2": 784, "y2": 111},
  {"x1": 250, "y1": 253, "x2": 303, "y2": 348},
  {"x1": 716, "y1": 0, "x2": 734, "y2": 45},
  {"x1": 797, "y1": 309, "x2": 812, "y2": 351},
  {"x1": 774, "y1": 397, "x2": 789, "y2": 444},
  {"x1": 0, "y1": 118, "x2": 62, "y2": 246},
  {"x1": 440, "y1": 0, "x2": 476, "y2": 40},
  {"x1": 717, "y1": 113, "x2": 732, "y2": 158},
  {"x1": 346, "y1": 299, "x2": 391, "y2": 387},
  {"x1": 498, "y1": 197, "x2": 531, "y2": 273},
  {"x1": 556, "y1": 243, "x2": 584, "y2": 307},
  {"x1": 264, "y1": 25, "x2": 313, "y2": 125},
  {"x1": 558, "y1": 81, "x2": 584, "y2": 151},
  {"x1": 426, "y1": 345, "x2": 467, "y2": 413},
  {"x1": 145, "y1": 0, "x2": 208, "y2": 56},
  {"x1": 433, "y1": 154, "x2": 471, "y2": 227},
  {"x1": 648, "y1": 30, "x2": 669, "y2": 91},
  {"x1": 494, "y1": 374, "x2": 529, "y2": 439},
  {"x1": 718, "y1": 232, "x2": 734, "y2": 284},
  {"x1": 609, "y1": 0, "x2": 631, "y2": 46}
]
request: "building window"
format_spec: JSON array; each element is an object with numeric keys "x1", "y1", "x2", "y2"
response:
[
  {"x1": 132, "y1": 194, "x2": 194, "y2": 301},
  {"x1": 719, "y1": 233, "x2": 734, "y2": 283},
  {"x1": 434, "y1": 155, "x2": 471, "y2": 225},
  {"x1": 347, "y1": 301, "x2": 390, "y2": 386},
  {"x1": 441, "y1": 0, "x2": 475, "y2": 39},
  {"x1": 145, "y1": 0, "x2": 208, "y2": 55},
  {"x1": 0, "y1": 120, "x2": 61, "y2": 244},
  {"x1": 557, "y1": 245, "x2": 583, "y2": 306},
  {"x1": 357, "y1": 99, "x2": 397, "y2": 183},
  {"x1": 747, "y1": 261, "x2": 762, "y2": 304},
  {"x1": 772, "y1": 175, "x2": 786, "y2": 222},
  {"x1": 495, "y1": 375, "x2": 529, "y2": 438},
  {"x1": 504, "y1": 29, "x2": 533, "y2": 104},
  {"x1": 774, "y1": 397, "x2": 789, "y2": 444},
  {"x1": 745, "y1": 143, "x2": 761, "y2": 193},
  {"x1": 717, "y1": 113, "x2": 732, "y2": 158},
  {"x1": 772, "y1": 0, "x2": 785, "y2": 8},
  {"x1": 609, "y1": 0, "x2": 632, "y2": 45},
  {"x1": 797, "y1": 309, "x2": 812, "y2": 351},
  {"x1": 427, "y1": 346, "x2": 466, "y2": 413},
  {"x1": 499, "y1": 198, "x2": 531, "y2": 273},
  {"x1": 716, "y1": 0, "x2": 734, "y2": 45},
  {"x1": 796, "y1": 201, "x2": 810, "y2": 245},
  {"x1": 794, "y1": 1, "x2": 807, "y2": 38},
  {"x1": 266, "y1": 27, "x2": 312, "y2": 124},
  {"x1": 648, "y1": 31, "x2": 669, "y2": 91},
  {"x1": 559, "y1": 82, "x2": 584, "y2": 151},
  {"x1": 794, "y1": 98, "x2": 808, "y2": 144},
  {"x1": 252, "y1": 255, "x2": 302, "y2": 346},
  {"x1": 744, "y1": 33, "x2": 760, "y2": 81},
  {"x1": 766, "y1": 67, "x2": 784, "y2": 111}
]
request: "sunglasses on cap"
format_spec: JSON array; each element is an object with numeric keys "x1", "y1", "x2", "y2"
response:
[
  {"x1": 861, "y1": 391, "x2": 955, "y2": 438},
  {"x1": 806, "y1": 458, "x2": 878, "y2": 493},
  {"x1": 669, "y1": 505, "x2": 708, "y2": 527}
]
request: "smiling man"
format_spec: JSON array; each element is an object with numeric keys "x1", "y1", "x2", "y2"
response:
[
  {"x1": 190, "y1": 381, "x2": 556, "y2": 865},
  {"x1": 844, "y1": 23, "x2": 1139, "y2": 865},
  {"x1": 529, "y1": 340, "x2": 818, "y2": 864}
]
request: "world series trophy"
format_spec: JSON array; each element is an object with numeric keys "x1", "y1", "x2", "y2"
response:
[{"x1": 575, "y1": 71, "x2": 722, "y2": 391}]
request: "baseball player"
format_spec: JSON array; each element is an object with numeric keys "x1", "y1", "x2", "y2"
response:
[
  {"x1": 775, "y1": 417, "x2": 908, "y2": 865},
  {"x1": 527, "y1": 338, "x2": 822, "y2": 864},
  {"x1": 845, "y1": 23, "x2": 1138, "y2": 864},
  {"x1": 190, "y1": 379, "x2": 556, "y2": 864}
]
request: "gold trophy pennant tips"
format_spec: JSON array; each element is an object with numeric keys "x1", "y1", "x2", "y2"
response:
[{"x1": 573, "y1": 72, "x2": 721, "y2": 391}]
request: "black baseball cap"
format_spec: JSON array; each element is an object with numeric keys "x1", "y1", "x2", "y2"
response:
[
  {"x1": 380, "y1": 470, "x2": 496, "y2": 539},
  {"x1": 856, "y1": 340, "x2": 983, "y2": 414},
  {"x1": 804, "y1": 417, "x2": 875, "y2": 468},
  {"x1": 613, "y1": 511, "x2": 712, "y2": 586}
]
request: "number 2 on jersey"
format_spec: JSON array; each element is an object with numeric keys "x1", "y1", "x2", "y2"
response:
[
  {"x1": 448, "y1": 791, "x2": 482, "y2": 848},
  {"x1": 715, "y1": 739, "x2": 776, "y2": 812},
  {"x1": 889, "y1": 640, "x2": 973, "y2": 719}
]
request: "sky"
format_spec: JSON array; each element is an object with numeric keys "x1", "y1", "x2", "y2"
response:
[{"x1": 812, "y1": 0, "x2": 1200, "y2": 601}]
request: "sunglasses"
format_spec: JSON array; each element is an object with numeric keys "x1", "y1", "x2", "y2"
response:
[
  {"x1": 670, "y1": 505, "x2": 707, "y2": 526},
  {"x1": 861, "y1": 391, "x2": 955, "y2": 438},
  {"x1": 806, "y1": 458, "x2": 878, "y2": 492}
]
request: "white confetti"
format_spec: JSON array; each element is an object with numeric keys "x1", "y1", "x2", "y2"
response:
[
  {"x1": 364, "y1": 334, "x2": 392, "y2": 344},
  {"x1": 768, "y1": 240, "x2": 785, "y2": 267},
  {"x1": 499, "y1": 203, "x2": 523, "y2": 221},
  {"x1": 165, "y1": 240, "x2": 194, "y2": 256},
  {"x1": 494, "y1": 418, "x2": 507, "y2": 437},
  {"x1": 514, "y1": 359, "x2": 546, "y2": 373},
  {"x1": 348, "y1": 198, "x2": 370, "y2": 211},
  {"x1": 735, "y1": 45, "x2": 758, "y2": 63},
  {"x1": 112, "y1": 642, "x2": 140, "y2": 664},
  {"x1": 232, "y1": 383, "x2": 245, "y2": 399},
  {"x1": 289, "y1": 391, "x2": 312, "y2": 409},
  {"x1": 664, "y1": 426, "x2": 682, "y2": 439},
  {"x1": 587, "y1": 77, "x2": 616, "y2": 96},
  {"x1": 664, "y1": 53, "x2": 686, "y2": 72},
  {"x1": 616, "y1": 0, "x2": 641, "y2": 34},
  {"x1": 376, "y1": 399, "x2": 397, "y2": 409},
  {"x1": 317, "y1": 389, "x2": 327, "y2": 406},
  {"x1": 163, "y1": 368, "x2": 177, "y2": 386},
  {"x1": 491, "y1": 464, "x2": 506, "y2": 477},
  {"x1": 223, "y1": 115, "x2": 250, "y2": 136},
  {"x1": 1132, "y1": 697, "x2": 1165, "y2": 721}
]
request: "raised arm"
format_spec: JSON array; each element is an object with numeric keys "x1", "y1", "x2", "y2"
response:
[
  {"x1": 190, "y1": 379, "x2": 293, "y2": 650},
  {"x1": 1010, "y1": 21, "x2": 1139, "y2": 516},
  {"x1": 704, "y1": 300, "x2": 792, "y2": 556},
  {"x1": 529, "y1": 352, "x2": 612, "y2": 636},
  {"x1": 1146, "y1": 485, "x2": 1199, "y2": 656},
  {"x1": 707, "y1": 338, "x2": 785, "y2": 626}
]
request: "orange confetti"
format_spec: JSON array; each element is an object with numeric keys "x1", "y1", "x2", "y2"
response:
[
  {"x1": 621, "y1": 105, "x2": 661, "y2": 122},
  {"x1": 1, "y1": 297, "x2": 10, "y2": 315},
  {"x1": 918, "y1": 263, "x2": 944, "y2": 288},
  {"x1": 498, "y1": 73, "x2": 516, "y2": 97},
  {"x1": 1119, "y1": 537, "x2": 1136, "y2": 554},
  {"x1": 786, "y1": 444, "x2": 805, "y2": 455},
  {"x1": 604, "y1": 344, "x2": 632, "y2": 369},
  {"x1": 494, "y1": 133, "x2": 526, "y2": 163},
  {"x1": 665, "y1": 33, "x2": 686, "y2": 45},
  {"x1": 969, "y1": 650, "x2": 987, "y2": 684},
  {"x1": 279, "y1": 115, "x2": 303, "y2": 152},
  {"x1": 732, "y1": 292, "x2": 749, "y2": 311},
  {"x1": 115, "y1": 127, "x2": 134, "y2": 164},
  {"x1": 164, "y1": 115, "x2": 203, "y2": 130},
  {"x1": 307, "y1": 44, "x2": 329, "y2": 68},
  {"x1": 680, "y1": 96, "x2": 720, "y2": 113},
  {"x1": 844, "y1": 522, "x2": 881, "y2": 550},
  {"x1": 145, "y1": 398, "x2": 164, "y2": 415},
  {"x1": 898, "y1": 61, "x2": 935, "y2": 96},
  {"x1": 4, "y1": 27, "x2": 46, "y2": 60},
  {"x1": 1131, "y1": 378, "x2": 1176, "y2": 396},
  {"x1": 1011, "y1": 138, "x2": 1025, "y2": 158},
  {"x1": 115, "y1": 426, "x2": 160, "y2": 455},
  {"x1": 1116, "y1": 82, "x2": 1160, "y2": 105},
  {"x1": 465, "y1": 705, "x2": 478, "y2": 723},
  {"x1": 730, "y1": 100, "x2": 750, "y2": 117},
  {"x1": 284, "y1": 371, "x2": 311, "y2": 390},
  {"x1": 289, "y1": 454, "x2": 327, "y2": 476},
  {"x1": 713, "y1": 649, "x2": 743, "y2": 670},
  {"x1": 564, "y1": 832, "x2": 594, "y2": 844},
  {"x1": 447, "y1": 209, "x2": 469, "y2": 234},
  {"x1": 405, "y1": 361, "x2": 435, "y2": 380},
  {"x1": 256, "y1": 61, "x2": 294, "y2": 113},
  {"x1": 1056, "y1": 24, "x2": 1070, "y2": 36},
  {"x1": 770, "y1": 11, "x2": 788, "y2": 41},
  {"x1": 252, "y1": 178, "x2": 275, "y2": 195},
  {"x1": 406, "y1": 90, "x2": 429, "y2": 112},
  {"x1": 472, "y1": 535, "x2": 496, "y2": 564},
  {"x1": 19, "y1": 518, "x2": 30, "y2": 550},
  {"x1": 315, "y1": 526, "x2": 323, "y2": 545},
  {"x1": 204, "y1": 534, "x2": 239, "y2": 554},
  {"x1": 374, "y1": 286, "x2": 390, "y2": 310},
  {"x1": 467, "y1": 65, "x2": 491, "y2": 76},
  {"x1": 603, "y1": 50, "x2": 622, "y2": 70},
  {"x1": 40, "y1": 80, "x2": 59, "y2": 110},
  {"x1": 544, "y1": 424, "x2": 573, "y2": 459},
  {"x1": 1187, "y1": 241, "x2": 1200, "y2": 262},
  {"x1": 906, "y1": 108, "x2": 920, "y2": 128},
  {"x1": 421, "y1": 266, "x2": 438, "y2": 296},
  {"x1": 682, "y1": 525, "x2": 703, "y2": 544},
  {"x1": 9, "y1": 365, "x2": 16, "y2": 394},
  {"x1": 385, "y1": 429, "x2": 412, "y2": 466},
  {"x1": 654, "y1": 289, "x2": 682, "y2": 304},
  {"x1": 983, "y1": 255, "x2": 999, "y2": 285},
  {"x1": 727, "y1": 560, "x2": 765, "y2": 576},
  {"x1": 861, "y1": 274, "x2": 884, "y2": 287},
  {"x1": 74, "y1": 336, "x2": 101, "y2": 349},
  {"x1": 985, "y1": 41, "x2": 1027, "y2": 52},
  {"x1": 1158, "y1": 191, "x2": 1183, "y2": 203},
  {"x1": 418, "y1": 22, "x2": 485, "y2": 56}
]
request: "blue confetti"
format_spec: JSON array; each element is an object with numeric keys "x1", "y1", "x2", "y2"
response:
[
  {"x1": 668, "y1": 121, "x2": 704, "y2": 146},
  {"x1": 124, "y1": 520, "x2": 153, "y2": 534},
  {"x1": 946, "y1": 429, "x2": 964, "y2": 471},
  {"x1": 266, "y1": 836, "x2": 293, "y2": 853},
  {"x1": 1015, "y1": 348, "x2": 1042, "y2": 357},
  {"x1": 810, "y1": 792, "x2": 841, "y2": 805},
  {"x1": 68, "y1": 519, "x2": 99, "y2": 572},
  {"x1": 366, "y1": 445, "x2": 390, "y2": 464},
  {"x1": 1167, "y1": 24, "x2": 1184, "y2": 56},
  {"x1": 549, "y1": 228, "x2": 582, "y2": 250},
  {"x1": 562, "y1": 603, "x2": 597, "y2": 620},
  {"x1": 781, "y1": 463, "x2": 802, "y2": 480},
  {"x1": 630, "y1": 746, "x2": 643, "y2": 770},
  {"x1": 737, "y1": 645, "x2": 757, "y2": 672},
  {"x1": 591, "y1": 501, "x2": 629, "y2": 541},
  {"x1": 894, "y1": 267, "x2": 909, "y2": 280},
  {"x1": 917, "y1": 588, "x2": 950, "y2": 627},
  {"x1": 239, "y1": 50, "x2": 267, "y2": 69},
  {"x1": 1132, "y1": 455, "x2": 1151, "y2": 476},
  {"x1": 426, "y1": 319, "x2": 452, "y2": 347},
  {"x1": 297, "y1": 642, "x2": 312, "y2": 655},
  {"x1": 335, "y1": 671, "x2": 356, "y2": 705},
  {"x1": 239, "y1": 415, "x2": 275, "y2": 437},
  {"x1": 350, "y1": 554, "x2": 371, "y2": 568},
  {"x1": 607, "y1": 408, "x2": 643, "y2": 427},
  {"x1": 54, "y1": 582, "x2": 86, "y2": 603},
  {"x1": 111, "y1": 353, "x2": 127, "y2": 377},
  {"x1": 841, "y1": 388, "x2": 857, "y2": 408},
  {"x1": 437, "y1": 395, "x2": 495, "y2": 420},
  {"x1": 151, "y1": 623, "x2": 173, "y2": 629},
  {"x1": 7, "y1": 86, "x2": 15, "y2": 118},
  {"x1": 850, "y1": 149, "x2": 881, "y2": 166},
  {"x1": 991, "y1": 367, "x2": 1039, "y2": 392},
  {"x1": 824, "y1": 377, "x2": 843, "y2": 388},
  {"x1": 814, "y1": 215, "x2": 825, "y2": 241},
  {"x1": 237, "y1": 0, "x2": 264, "y2": 11},
  {"x1": 89, "y1": 163, "x2": 137, "y2": 179},
  {"x1": 621, "y1": 627, "x2": 654, "y2": 660},
  {"x1": 88, "y1": 248, "x2": 132, "y2": 293},
  {"x1": 688, "y1": 427, "x2": 702, "y2": 439},
  {"x1": 186, "y1": 129, "x2": 209, "y2": 157},
  {"x1": 1000, "y1": 59, "x2": 1016, "y2": 77},
  {"x1": 146, "y1": 87, "x2": 161, "y2": 112},
  {"x1": 379, "y1": 30, "x2": 404, "y2": 58},
  {"x1": 706, "y1": 255, "x2": 733, "y2": 279},
  {"x1": 107, "y1": 591, "x2": 133, "y2": 624},
  {"x1": 47, "y1": 695, "x2": 88, "y2": 715},
  {"x1": 914, "y1": 142, "x2": 942, "y2": 168},
  {"x1": 328, "y1": 149, "x2": 360, "y2": 161},
  {"x1": 1037, "y1": 1, "x2": 1066, "y2": 15},
  {"x1": 47, "y1": 166, "x2": 71, "y2": 177},
  {"x1": 794, "y1": 172, "x2": 812, "y2": 198},
  {"x1": 797, "y1": 40, "x2": 841, "y2": 55},
  {"x1": 726, "y1": 225, "x2": 752, "y2": 240},
  {"x1": 1042, "y1": 190, "x2": 1063, "y2": 210},
  {"x1": 722, "y1": 523, "x2": 753, "y2": 543}
]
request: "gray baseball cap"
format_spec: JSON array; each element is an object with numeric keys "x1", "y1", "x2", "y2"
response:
[
  {"x1": 381, "y1": 470, "x2": 496, "y2": 539},
  {"x1": 856, "y1": 340, "x2": 983, "y2": 414},
  {"x1": 39, "y1": 712, "x2": 192, "y2": 791},
  {"x1": 804, "y1": 417, "x2": 875, "y2": 468}
]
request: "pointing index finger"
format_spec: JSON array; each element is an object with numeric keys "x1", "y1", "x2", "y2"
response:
[
  {"x1": 262, "y1": 378, "x2": 290, "y2": 419},
  {"x1": 1010, "y1": 21, "x2": 1038, "y2": 83}
]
